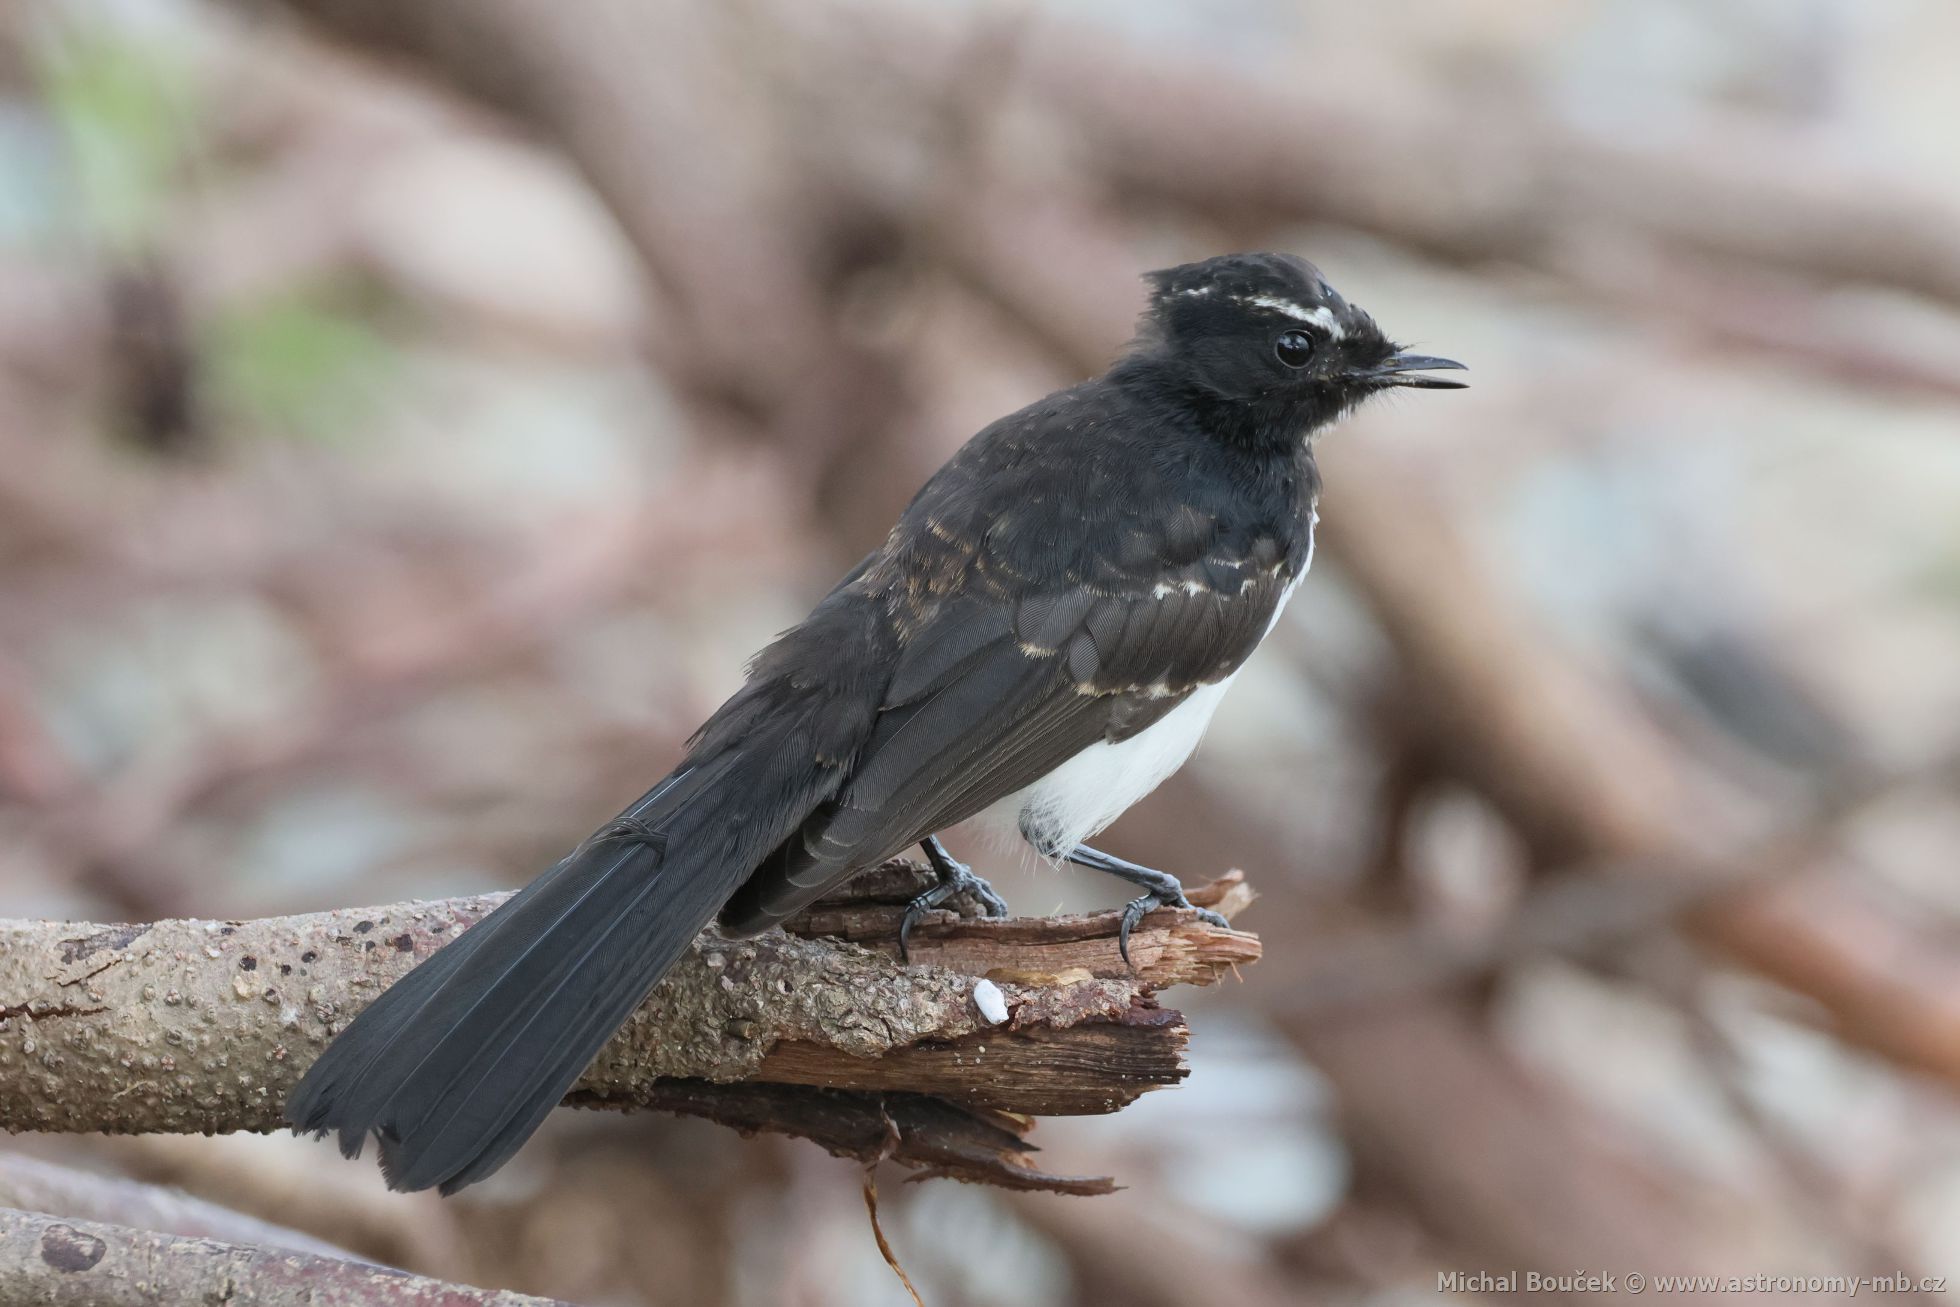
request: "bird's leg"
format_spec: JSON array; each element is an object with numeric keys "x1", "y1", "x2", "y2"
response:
[
  {"x1": 1064, "y1": 844, "x2": 1231, "y2": 966},
  {"x1": 898, "y1": 835, "x2": 1010, "y2": 962}
]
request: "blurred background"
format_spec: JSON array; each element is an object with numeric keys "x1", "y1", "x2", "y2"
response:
[{"x1": 3, "y1": 0, "x2": 1960, "y2": 1302}]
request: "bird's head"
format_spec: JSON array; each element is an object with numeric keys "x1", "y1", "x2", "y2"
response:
[{"x1": 1124, "y1": 251, "x2": 1465, "y2": 442}]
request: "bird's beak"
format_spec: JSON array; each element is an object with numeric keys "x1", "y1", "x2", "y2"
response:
[{"x1": 1360, "y1": 352, "x2": 1469, "y2": 389}]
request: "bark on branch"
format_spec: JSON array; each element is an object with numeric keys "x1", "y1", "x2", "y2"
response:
[
  {"x1": 0, "y1": 1205, "x2": 567, "y2": 1307},
  {"x1": 1, "y1": 861, "x2": 1257, "y2": 1194},
  {"x1": 0, "y1": 1152, "x2": 359, "y2": 1262}
]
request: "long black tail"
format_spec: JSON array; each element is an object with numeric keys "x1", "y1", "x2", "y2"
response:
[{"x1": 284, "y1": 733, "x2": 834, "y2": 1195}]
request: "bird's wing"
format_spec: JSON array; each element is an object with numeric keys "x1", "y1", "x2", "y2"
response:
[{"x1": 716, "y1": 519, "x2": 1298, "y2": 932}]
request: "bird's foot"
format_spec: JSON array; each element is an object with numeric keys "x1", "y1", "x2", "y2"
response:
[
  {"x1": 1116, "y1": 888, "x2": 1230, "y2": 967},
  {"x1": 1059, "y1": 842, "x2": 1230, "y2": 967},
  {"x1": 899, "y1": 838, "x2": 1009, "y2": 962}
]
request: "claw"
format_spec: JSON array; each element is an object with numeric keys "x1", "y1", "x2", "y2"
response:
[
  {"x1": 1117, "y1": 896, "x2": 1151, "y2": 967},
  {"x1": 898, "y1": 898, "x2": 930, "y2": 963}
]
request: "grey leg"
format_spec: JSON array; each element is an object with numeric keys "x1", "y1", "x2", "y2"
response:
[{"x1": 1065, "y1": 844, "x2": 1230, "y2": 965}]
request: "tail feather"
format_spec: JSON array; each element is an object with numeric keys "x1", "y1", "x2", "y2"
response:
[
  {"x1": 384, "y1": 838, "x2": 699, "y2": 1192},
  {"x1": 285, "y1": 732, "x2": 842, "y2": 1194}
]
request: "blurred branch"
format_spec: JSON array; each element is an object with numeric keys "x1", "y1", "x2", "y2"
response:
[
  {"x1": 1300, "y1": 995, "x2": 1756, "y2": 1285},
  {"x1": 1012, "y1": 1188, "x2": 1319, "y2": 1307},
  {"x1": 22, "y1": 501, "x2": 666, "y2": 920},
  {"x1": 1318, "y1": 464, "x2": 1960, "y2": 1088},
  {"x1": 84, "y1": 1134, "x2": 475, "y2": 1283},
  {"x1": 1669, "y1": 972, "x2": 1942, "y2": 1304},
  {"x1": 975, "y1": 10, "x2": 1960, "y2": 309},
  {"x1": 0, "y1": 862, "x2": 1257, "y2": 1194},
  {"x1": 769, "y1": 2, "x2": 1960, "y2": 402},
  {"x1": 226, "y1": 0, "x2": 832, "y2": 417},
  {"x1": 1286, "y1": 749, "x2": 1960, "y2": 1014},
  {"x1": 0, "y1": 1151, "x2": 357, "y2": 1262},
  {"x1": 0, "y1": 1206, "x2": 565, "y2": 1307},
  {"x1": 1118, "y1": 779, "x2": 1754, "y2": 1291}
]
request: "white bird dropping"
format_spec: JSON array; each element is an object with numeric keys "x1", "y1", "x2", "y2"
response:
[{"x1": 972, "y1": 978, "x2": 1009, "y2": 1025}]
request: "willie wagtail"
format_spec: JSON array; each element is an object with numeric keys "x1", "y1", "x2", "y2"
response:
[{"x1": 286, "y1": 251, "x2": 1466, "y2": 1194}]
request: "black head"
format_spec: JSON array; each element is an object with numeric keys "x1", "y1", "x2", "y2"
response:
[{"x1": 1120, "y1": 252, "x2": 1465, "y2": 442}]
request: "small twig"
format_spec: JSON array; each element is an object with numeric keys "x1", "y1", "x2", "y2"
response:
[{"x1": 862, "y1": 1170, "x2": 926, "y2": 1307}]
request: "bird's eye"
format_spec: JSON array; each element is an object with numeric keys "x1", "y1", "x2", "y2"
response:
[{"x1": 1274, "y1": 329, "x2": 1315, "y2": 369}]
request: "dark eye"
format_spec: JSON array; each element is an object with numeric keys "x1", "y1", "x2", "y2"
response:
[{"x1": 1274, "y1": 329, "x2": 1315, "y2": 368}]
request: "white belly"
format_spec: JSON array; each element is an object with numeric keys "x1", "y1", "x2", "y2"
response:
[{"x1": 988, "y1": 676, "x2": 1239, "y2": 855}]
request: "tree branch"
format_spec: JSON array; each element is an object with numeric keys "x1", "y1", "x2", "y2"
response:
[
  {"x1": 0, "y1": 1205, "x2": 567, "y2": 1307},
  {"x1": 0, "y1": 861, "x2": 1257, "y2": 1194},
  {"x1": 0, "y1": 1152, "x2": 359, "y2": 1262}
]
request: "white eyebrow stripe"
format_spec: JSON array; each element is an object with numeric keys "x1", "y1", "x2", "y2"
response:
[{"x1": 1238, "y1": 294, "x2": 1346, "y2": 338}]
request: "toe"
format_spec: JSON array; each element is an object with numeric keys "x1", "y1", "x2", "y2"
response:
[{"x1": 955, "y1": 871, "x2": 1010, "y2": 918}]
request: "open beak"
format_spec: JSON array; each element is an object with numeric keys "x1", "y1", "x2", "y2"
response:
[{"x1": 1362, "y1": 352, "x2": 1469, "y2": 390}]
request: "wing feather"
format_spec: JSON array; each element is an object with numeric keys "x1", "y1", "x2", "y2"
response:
[{"x1": 717, "y1": 537, "x2": 1301, "y2": 934}]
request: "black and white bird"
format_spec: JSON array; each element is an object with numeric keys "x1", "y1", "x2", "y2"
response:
[{"x1": 286, "y1": 251, "x2": 1466, "y2": 1194}]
